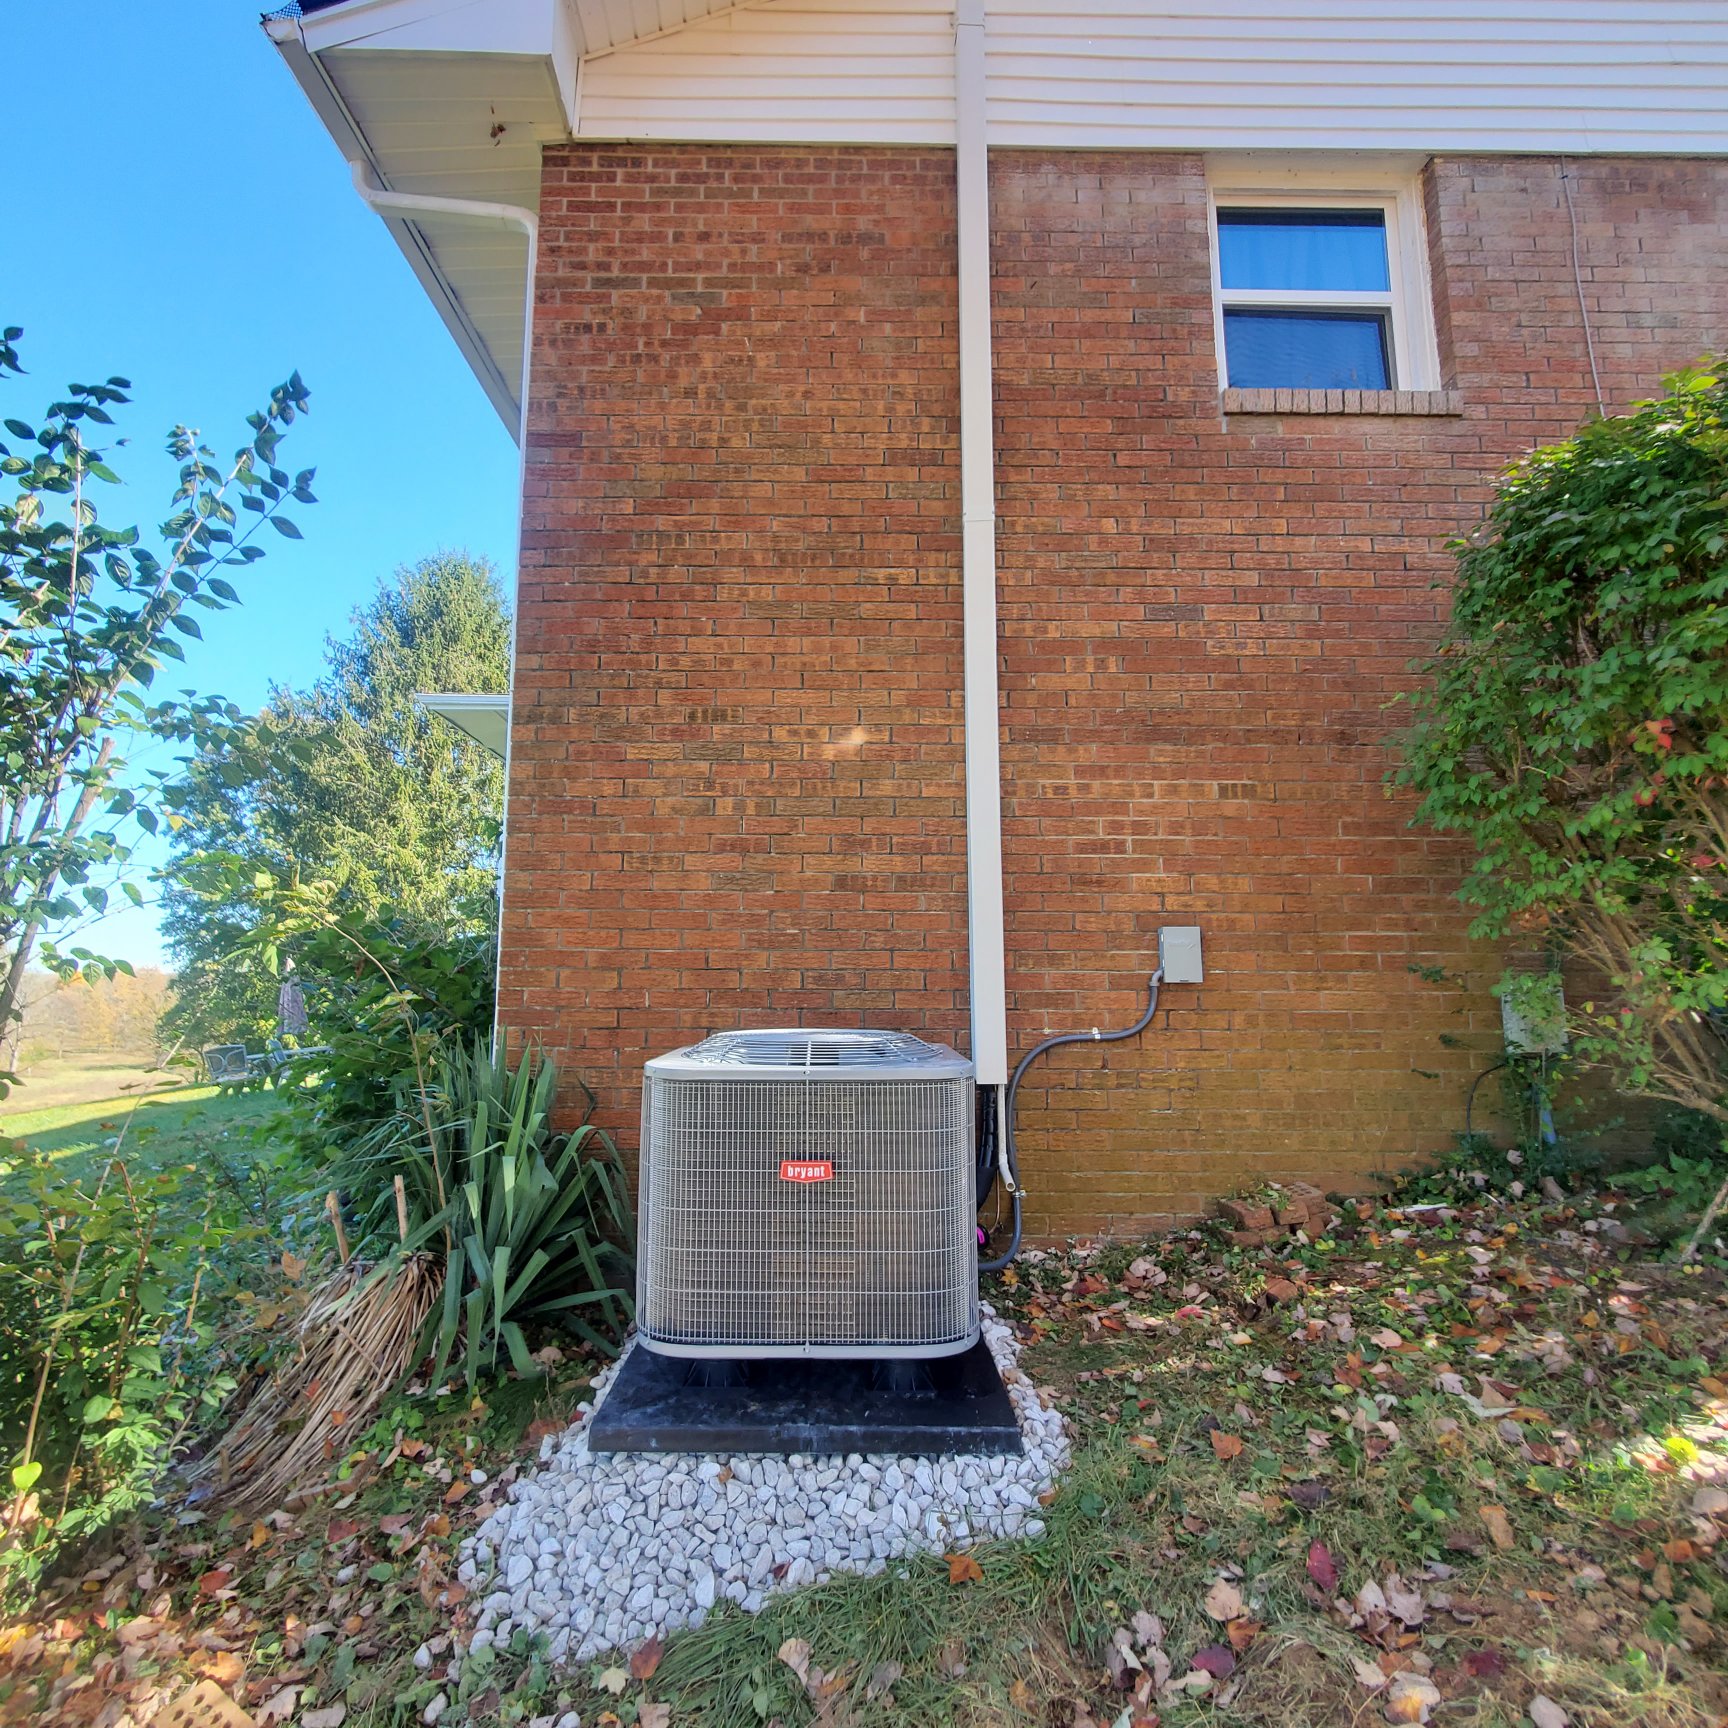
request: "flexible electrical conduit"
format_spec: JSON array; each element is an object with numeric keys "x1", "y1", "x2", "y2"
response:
[{"x1": 979, "y1": 972, "x2": 1165, "y2": 1273}]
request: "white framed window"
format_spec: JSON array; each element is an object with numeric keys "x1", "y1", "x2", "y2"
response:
[{"x1": 1207, "y1": 166, "x2": 1441, "y2": 393}]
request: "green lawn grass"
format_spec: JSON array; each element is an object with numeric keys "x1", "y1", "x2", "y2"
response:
[{"x1": 0, "y1": 1083, "x2": 282, "y2": 1185}]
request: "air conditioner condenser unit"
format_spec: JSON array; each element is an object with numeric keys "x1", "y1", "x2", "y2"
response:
[{"x1": 637, "y1": 1029, "x2": 977, "y2": 1359}]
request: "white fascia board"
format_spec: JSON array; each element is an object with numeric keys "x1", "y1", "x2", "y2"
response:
[
  {"x1": 415, "y1": 692, "x2": 510, "y2": 756},
  {"x1": 552, "y1": 0, "x2": 583, "y2": 129},
  {"x1": 265, "y1": 15, "x2": 526, "y2": 433},
  {"x1": 298, "y1": 0, "x2": 564, "y2": 58}
]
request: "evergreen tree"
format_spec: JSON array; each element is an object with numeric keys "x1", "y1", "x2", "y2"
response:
[{"x1": 161, "y1": 553, "x2": 508, "y2": 1047}]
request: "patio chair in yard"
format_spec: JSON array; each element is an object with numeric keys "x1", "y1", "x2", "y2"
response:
[
  {"x1": 263, "y1": 1036, "x2": 331, "y2": 1075},
  {"x1": 201, "y1": 1045, "x2": 254, "y2": 1084}
]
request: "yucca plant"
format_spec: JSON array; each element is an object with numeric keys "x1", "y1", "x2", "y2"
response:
[{"x1": 383, "y1": 1039, "x2": 634, "y2": 1387}]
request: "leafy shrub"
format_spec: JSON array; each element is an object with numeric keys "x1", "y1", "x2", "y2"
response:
[
  {"x1": 276, "y1": 918, "x2": 496, "y2": 1170},
  {"x1": 0, "y1": 1135, "x2": 263, "y2": 1597},
  {"x1": 167, "y1": 860, "x2": 495, "y2": 1167},
  {"x1": 1398, "y1": 366, "x2": 1728, "y2": 1244},
  {"x1": 358, "y1": 1039, "x2": 634, "y2": 1388}
]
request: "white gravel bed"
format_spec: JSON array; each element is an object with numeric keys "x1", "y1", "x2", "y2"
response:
[{"x1": 458, "y1": 1306, "x2": 1067, "y2": 1665}]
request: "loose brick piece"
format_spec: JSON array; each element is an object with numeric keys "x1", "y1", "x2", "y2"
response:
[
  {"x1": 500, "y1": 144, "x2": 1728, "y2": 1240},
  {"x1": 1228, "y1": 1229, "x2": 1279, "y2": 1248},
  {"x1": 1219, "y1": 1198, "x2": 1276, "y2": 1231}
]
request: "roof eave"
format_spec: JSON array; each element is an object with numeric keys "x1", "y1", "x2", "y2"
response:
[
  {"x1": 414, "y1": 692, "x2": 510, "y2": 756},
  {"x1": 264, "y1": 13, "x2": 525, "y2": 437}
]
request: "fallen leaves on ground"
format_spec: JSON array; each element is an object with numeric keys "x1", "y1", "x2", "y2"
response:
[
  {"x1": 1480, "y1": 1504, "x2": 1516, "y2": 1550},
  {"x1": 777, "y1": 1637, "x2": 813, "y2": 1686},
  {"x1": 1306, "y1": 1539, "x2": 1338, "y2": 1591},
  {"x1": 1190, "y1": 1643, "x2": 1236, "y2": 1679},
  {"x1": 6, "y1": 1176, "x2": 1727, "y2": 1728},
  {"x1": 864, "y1": 1659, "x2": 902, "y2": 1701},
  {"x1": 1384, "y1": 1673, "x2": 1442, "y2": 1723}
]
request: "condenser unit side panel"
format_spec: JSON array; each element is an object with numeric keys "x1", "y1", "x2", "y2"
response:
[{"x1": 637, "y1": 1070, "x2": 977, "y2": 1360}]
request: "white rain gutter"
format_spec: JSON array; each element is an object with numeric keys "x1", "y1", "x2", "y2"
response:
[{"x1": 955, "y1": 0, "x2": 1009, "y2": 1088}]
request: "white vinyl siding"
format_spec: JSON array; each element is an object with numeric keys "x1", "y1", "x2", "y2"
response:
[
  {"x1": 574, "y1": 0, "x2": 1728, "y2": 153},
  {"x1": 576, "y1": 0, "x2": 957, "y2": 142},
  {"x1": 983, "y1": 0, "x2": 1728, "y2": 152}
]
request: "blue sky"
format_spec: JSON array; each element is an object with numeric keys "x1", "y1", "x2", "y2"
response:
[{"x1": 5, "y1": 1, "x2": 521, "y2": 968}]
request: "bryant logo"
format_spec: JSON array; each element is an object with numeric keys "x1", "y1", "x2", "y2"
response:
[{"x1": 779, "y1": 1160, "x2": 834, "y2": 1183}]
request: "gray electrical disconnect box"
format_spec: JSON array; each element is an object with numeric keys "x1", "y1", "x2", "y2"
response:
[
  {"x1": 1158, "y1": 926, "x2": 1204, "y2": 984},
  {"x1": 1501, "y1": 978, "x2": 1567, "y2": 1055}
]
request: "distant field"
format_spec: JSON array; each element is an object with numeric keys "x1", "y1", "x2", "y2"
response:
[
  {"x1": 1, "y1": 1055, "x2": 196, "y2": 1116},
  {"x1": 0, "y1": 1062, "x2": 282, "y2": 1183}
]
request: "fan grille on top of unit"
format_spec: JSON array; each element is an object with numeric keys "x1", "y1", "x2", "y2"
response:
[{"x1": 679, "y1": 1029, "x2": 944, "y2": 1070}]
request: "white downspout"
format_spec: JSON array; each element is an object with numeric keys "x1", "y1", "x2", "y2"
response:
[
  {"x1": 348, "y1": 162, "x2": 538, "y2": 440},
  {"x1": 954, "y1": 0, "x2": 1009, "y2": 1089},
  {"x1": 347, "y1": 162, "x2": 537, "y2": 1035}
]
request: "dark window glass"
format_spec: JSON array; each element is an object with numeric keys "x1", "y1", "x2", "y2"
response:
[
  {"x1": 1217, "y1": 207, "x2": 1390, "y2": 293},
  {"x1": 1223, "y1": 309, "x2": 1390, "y2": 390}
]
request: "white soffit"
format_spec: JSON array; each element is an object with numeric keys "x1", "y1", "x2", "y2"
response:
[
  {"x1": 324, "y1": 49, "x2": 554, "y2": 422},
  {"x1": 269, "y1": 0, "x2": 751, "y2": 433},
  {"x1": 415, "y1": 692, "x2": 510, "y2": 756}
]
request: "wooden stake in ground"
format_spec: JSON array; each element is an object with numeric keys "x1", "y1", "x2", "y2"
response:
[{"x1": 325, "y1": 1191, "x2": 350, "y2": 1264}]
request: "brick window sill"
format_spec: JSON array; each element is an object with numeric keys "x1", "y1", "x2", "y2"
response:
[{"x1": 1221, "y1": 387, "x2": 1464, "y2": 417}]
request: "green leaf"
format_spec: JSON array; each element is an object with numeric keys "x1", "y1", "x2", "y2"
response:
[
  {"x1": 10, "y1": 1461, "x2": 42, "y2": 1494},
  {"x1": 269, "y1": 515, "x2": 302, "y2": 539}
]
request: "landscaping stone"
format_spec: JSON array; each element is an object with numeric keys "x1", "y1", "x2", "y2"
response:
[{"x1": 462, "y1": 1306, "x2": 1067, "y2": 1664}]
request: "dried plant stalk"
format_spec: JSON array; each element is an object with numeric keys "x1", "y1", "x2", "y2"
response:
[{"x1": 193, "y1": 1253, "x2": 441, "y2": 1511}]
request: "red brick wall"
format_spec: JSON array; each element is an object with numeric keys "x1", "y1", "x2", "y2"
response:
[
  {"x1": 505, "y1": 146, "x2": 969, "y2": 1115},
  {"x1": 503, "y1": 144, "x2": 1728, "y2": 1239}
]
